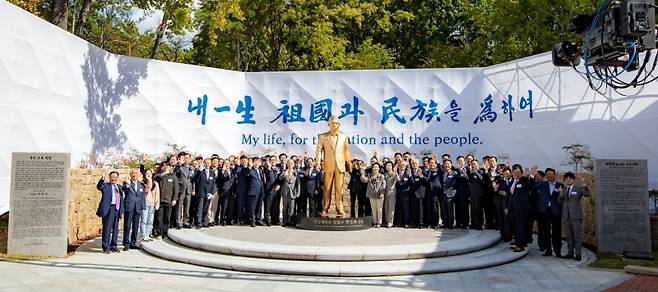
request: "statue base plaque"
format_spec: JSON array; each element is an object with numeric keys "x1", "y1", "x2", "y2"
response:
[{"x1": 297, "y1": 215, "x2": 372, "y2": 231}]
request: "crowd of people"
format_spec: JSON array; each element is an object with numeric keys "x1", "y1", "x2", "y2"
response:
[{"x1": 95, "y1": 151, "x2": 590, "y2": 261}]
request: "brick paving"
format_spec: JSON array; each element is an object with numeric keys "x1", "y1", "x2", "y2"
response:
[{"x1": 605, "y1": 275, "x2": 658, "y2": 292}]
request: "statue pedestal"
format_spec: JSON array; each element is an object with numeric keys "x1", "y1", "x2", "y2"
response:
[{"x1": 296, "y1": 215, "x2": 372, "y2": 231}]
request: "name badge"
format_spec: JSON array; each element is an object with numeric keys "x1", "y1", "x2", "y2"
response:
[
  {"x1": 415, "y1": 178, "x2": 420, "y2": 181},
  {"x1": 571, "y1": 191, "x2": 577, "y2": 195},
  {"x1": 209, "y1": 177, "x2": 213, "y2": 180},
  {"x1": 167, "y1": 179, "x2": 173, "y2": 183},
  {"x1": 139, "y1": 188, "x2": 143, "y2": 192},
  {"x1": 448, "y1": 175, "x2": 453, "y2": 178},
  {"x1": 516, "y1": 184, "x2": 522, "y2": 188},
  {"x1": 300, "y1": 174, "x2": 305, "y2": 177},
  {"x1": 311, "y1": 174, "x2": 316, "y2": 177},
  {"x1": 403, "y1": 178, "x2": 408, "y2": 181}
]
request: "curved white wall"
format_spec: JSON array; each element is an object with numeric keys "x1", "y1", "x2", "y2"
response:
[{"x1": 1, "y1": 0, "x2": 657, "y2": 213}]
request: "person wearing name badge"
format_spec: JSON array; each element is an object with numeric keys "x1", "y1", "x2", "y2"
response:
[
  {"x1": 558, "y1": 172, "x2": 590, "y2": 261},
  {"x1": 140, "y1": 169, "x2": 159, "y2": 242},
  {"x1": 410, "y1": 159, "x2": 428, "y2": 228},
  {"x1": 383, "y1": 161, "x2": 400, "y2": 228},
  {"x1": 440, "y1": 159, "x2": 458, "y2": 229},
  {"x1": 534, "y1": 168, "x2": 564, "y2": 257},
  {"x1": 493, "y1": 166, "x2": 513, "y2": 242},
  {"x1": 157, "y1": 163, "x2": 179, "y2": 239},
  {"x1": 218, "y1": 159, "x2": 235, "y2": 226},
  {"x1": 454, "y1": 156, "x2": 471, "y2": 229},
  {"x1": 467, "y1": 159, "x2": 486, "y2": 230},
  {"x1": 397, "y1": 161, "x2": 414, "y2": 228},
  {"x1": 425, "y1": 158, "x2": 442, "y2": 229},
  {"x1": 281, "y1": 160, "x2": 300, "y2": 226},
  {"x1": 246, "y1": 157, "x2": 265, "y2": 227},
  {"x1": 96, "y1": 171, "x2": 124, "y2": 254},
  {"x1": 193, "y1": 158, "x2": 217, "y2": 228},
  {"x1": 505, "y1": 164, "x2": 538, "y2": 252},
  {"x1": 121, "y1": 169, "x2": 146, "y2": 251},
  {"x1": 359, "y1": 162, "x2": 386, "y2": 227}
]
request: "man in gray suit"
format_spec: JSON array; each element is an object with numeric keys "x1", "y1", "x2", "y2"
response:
[
  {"x1": 175, "y1": 152, "x2": 194, "y2": 228},
  {"x1": 558, "y1": 172, "x2": 590, "y2": 261}
]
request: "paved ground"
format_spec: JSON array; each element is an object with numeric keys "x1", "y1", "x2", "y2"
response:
[
  {"x1": 200, "y1": 226, "x2": 467, "y2": 246},
  {"x1": 1, "y1": 231, "x2": 632, "y2": 291},
  {"x1": 604, "y1": 275, "x2": 658, "y2": 292}
]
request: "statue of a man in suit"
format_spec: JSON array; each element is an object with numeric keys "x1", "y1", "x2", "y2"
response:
[{"x1": 315, "y1": 116, "x2": 352, "y2": 217}]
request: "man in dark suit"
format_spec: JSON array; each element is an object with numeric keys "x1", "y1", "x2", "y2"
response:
[
  {"x1": 234, "y1": 155, "x2": 251, "y2": 225},
  {"x1": 505, "y1": 164, "x2": 538, "y2": 252},
  {"x1": 493, "y1": 166, "x2": 512, "y2": 242},
  {"x1": 410, "y1": 159, "x2": 427, "y2": 228},
  {"x1": 440, "y1": 160, "x2": 458, "y2": 229},
  {"x1": 454, "y1": 156, "x2": 471, "y2": 229},
  {"x1": 246, "y1": 157, "x2": 265, "y2": 227},
  {"x1": 121, "y1": 169, "x2": 145, "y2": 251},
  {"x1": 467, "y1": 160, "x2": 485, "y2": 230},
  {"x1": 559, "y1": 172, "x2": 590, "y2": 261},
  {"x1": 96, "y1": 171, "x2": 123, "y2": 254},
  {"x1": 426, "y1": 158, "x2": 442, "y2": 229},
  {"x1": 397, "y1": 163, "x2": 413, "y2": 228},
  {"x1": 300, "y1": 157, "x2": 321, "y2": 217},
  {"x1": 218, "y1": 159, "x2": 234, "y2": 226},
  {"x1": 263, "y1": 156, "x2": 282, "y2": 225},
  {"x1": 193, "y1": 158, "x2": 217, "y2": 228},
  {"x1": 534, "y1": 168, "x2": 563, "y2": 257}
]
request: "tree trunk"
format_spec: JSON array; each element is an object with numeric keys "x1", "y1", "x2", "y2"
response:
[
  {"x1": 150, "y1": 11, "x2": 169, "y2": 59},
  {"x1": 51, "y1": 0, "x2": 69, "y2": 30},
  {"x1": 74, "y1": 0, "x2": 92, "y2": 36}
]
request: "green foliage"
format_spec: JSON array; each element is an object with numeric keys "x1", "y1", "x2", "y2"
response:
[
  {"x1": 589, "y1": 252, "x2": 658, "y2": 270},
  {"x1": 14, "y1": 0, "x2": 606, "y2": 70}
]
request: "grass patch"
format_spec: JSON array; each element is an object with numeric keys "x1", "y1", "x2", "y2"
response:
[
  {"x1": 589, "y1": 252, "x2": 658, "y2": 270},
  {"x1": 0, "y1": 253, "x2": 53, "y2": 261}
]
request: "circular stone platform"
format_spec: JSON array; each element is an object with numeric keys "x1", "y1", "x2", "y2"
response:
[{"x1": 142, "y1": 226, "x2": 528, "y2": 276}]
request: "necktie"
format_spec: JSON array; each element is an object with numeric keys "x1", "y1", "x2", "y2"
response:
[
  {"x1": 206, "y1": 169, "x2": 209, "y2": 180},
  {"x1": 114, "y1": 185, "x2": 120, "y2": 210}
]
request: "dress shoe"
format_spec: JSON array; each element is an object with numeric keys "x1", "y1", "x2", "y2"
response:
[
  {"x1": 512, "y1": 247, "x2": 525, "y2": 252},
  {"x1": 574, "y1": 255, "x2": 582, "y2": 261},
  {"x1": 250, "y1": 222, "x2": 256, "y2": 227},
  {"x1": 103, "y1": 250, "x2": 110, "y2": 254},
  {"x1": 256, "y1": 222, "x2": 264, "y2": 226},
  {"x1": 123, "y1": 246, "x2": 130, "y2": 251},
  {"x1": 564, "y1": 253, "x2": 574, "y2": 259},
  {"x1": 183, "y1": 224, "x2": 192, "y2": 229},
  {"x1": 110, "y1": 248, "x2": 120, "y2": 253},
  {"x1": 555, "y1": 253, "x2": 562, "y2": 258},
  {"x1": 194, "y1": 225, "x2": 201, "y2": 229},
  {"x1": 542, "y1": 251, "x2": 552, "y2": 257},
  {"x1": 130, "y1": 245, "x2": 141, "y2": 250},
  {"x1": 266, "y1": 222, "x2": 271, "y2": 227}
]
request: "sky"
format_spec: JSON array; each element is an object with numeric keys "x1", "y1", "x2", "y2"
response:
[{"x1": 131, "y1": 6, "x2": 198, "y2": 48}]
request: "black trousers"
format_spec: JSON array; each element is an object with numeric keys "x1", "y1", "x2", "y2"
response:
[
  {"x1": 483, "y1": 191, "x2": 497, "y2": 229},
  {"x1": 123, "y1": 208, "x2": 141, "y2": 246},
  {"x1": 263, "y1": 190, "x2": 275, "y2": 224},
  {"x1": 401, "y1": 195, "x2": 411, "y2": 226},
  {"x1": 255, "y1": 191, "x2": 264, "y2": 224},
  {"x1": 271, "y1": 191, "x2": 282, "y2": 224},
  {"x1": 512, "y1": 210, "x2": 528, "y2": 247},
  {"x1": 170, "y1": 200, "x2": 180, "y2": 228},
  {"x1": 470, "y1": 196, "x2": 483, "y2": 229},
  {"x1": 539, "y1": 208, "x2": 562, "y2": 253},
  {"x1": 527, "y1": 209, "x2": 537, "y2": 244},
  {"x1": 427, "y1": 194, "x2": 440, "y2": 227},
  {"x1": 441, "y1": 195, "x2": 454, "y2": 228},
  {"x1": 413, "y1": 196, "x2": 424, "y2": 226},
  {"x1": 495, "y1": 197, "x2": 512, "y2": 240},
  {"x1": 220, "y1": 191, "x2": 234, "y2": 224},
  {"x1": 394, "y1": 192, "x2": 403, "y2": 226},
  {"x1": 455, "y1": 195, "x2": 470, "y2": 228},
  {"x1": 235, "y1": 192, "x2": 247, "y2": 224},
  {"x1": 297, "y1": 192, "x2": 309, "y2": 217},
  {"x1": 157, "y1": 203, "x2": 173, "y2": 236}
]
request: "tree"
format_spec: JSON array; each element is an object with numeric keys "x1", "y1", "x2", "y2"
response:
[
  {"x1": 74, "y1": 0, "x2": 92, "y2": 36},
  {"x1": 133, "y1": 0, "x2": 194, "y2": 60},
  {"x1": 562, "y1": 144, "x2": 593, "y2": 173},
  {"x1": 51, "y1": 0, "x2": 68, "y2": 29}
]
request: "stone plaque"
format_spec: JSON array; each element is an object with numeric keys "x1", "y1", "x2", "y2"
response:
[
  {"x1": 594, "y1": 159, "x2": 651, "y2": 254},
  {"x1": 8, "y1": 153, "x2": 70, "y2": 257}
]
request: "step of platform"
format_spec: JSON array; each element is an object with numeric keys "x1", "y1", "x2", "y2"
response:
[
  {"x1": 165, "y1": 229, "x2": 501, "y2": 261},
  {"x1": 142, "y1": 239, "x2": 528, "y2": 277}
]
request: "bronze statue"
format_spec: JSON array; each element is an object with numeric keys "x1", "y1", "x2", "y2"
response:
[{"x1": 315, "y1": 116, "x2": 352, "y2": 217}]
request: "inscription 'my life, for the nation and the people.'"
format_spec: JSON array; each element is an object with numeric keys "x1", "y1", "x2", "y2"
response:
[{"x1": 8, "y1": 153, "x2": 70, "y2": 257}]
